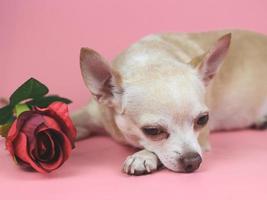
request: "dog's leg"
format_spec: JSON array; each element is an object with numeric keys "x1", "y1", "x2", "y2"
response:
[
  {"x1": 71, "y1": 99, "x2": 106, "y2": 140},
  {"x1": 123, "y1": 149, "x2": 161, "y2": 175},
  {"x1": 198, "y1": 126, "x2": 211, "y2": 152}
]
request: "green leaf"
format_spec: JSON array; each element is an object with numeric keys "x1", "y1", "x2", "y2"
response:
[
  {"x1": 0, "y1": 105, "x2": 14, "y2": 125},
  {"x1": 0, "y1": 122, "x2": 12, "y2": 138},
  {"x1": 26, "y1": 95, "x2": 72, "y2": 108},
  {"x1": 9, "y1": 78, "x2": 49, "y2": 106}
]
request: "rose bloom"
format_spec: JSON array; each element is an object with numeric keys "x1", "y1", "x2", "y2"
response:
[{"x1": 6, "y1": 102, "x2": 77, "y2": 173}]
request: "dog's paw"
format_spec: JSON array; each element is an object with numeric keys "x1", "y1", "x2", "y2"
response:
[{"x1": 123, "y1": 150, "x2": 159, "y2": 175}]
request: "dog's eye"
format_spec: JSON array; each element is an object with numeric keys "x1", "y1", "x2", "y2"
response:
[
  {"x1": 142, "y1": 127, "x2": 161, "y2": 135},
  {"x1": 195, "y1": 113, "x2": 209, "y2": 128},
  {"x1": 141, "y1": 127, "x2": 169, "y2": 140}
]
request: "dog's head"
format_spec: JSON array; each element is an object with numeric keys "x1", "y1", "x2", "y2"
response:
[{"x1": 80, "y1": 33, "x2": 231, "y2": 172}]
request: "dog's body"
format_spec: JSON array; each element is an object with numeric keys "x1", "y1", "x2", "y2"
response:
[{"x1": 72, "y1": 30, "x2": 267, "y2": 175}]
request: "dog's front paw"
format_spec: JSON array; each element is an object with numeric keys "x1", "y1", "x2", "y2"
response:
[{"x1": 123, "y1": 150, "x2": 160, "y2": 176}]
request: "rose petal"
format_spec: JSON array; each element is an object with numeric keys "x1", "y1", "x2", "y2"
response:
[
  {"x1": 6, "y1": 111, "x2": 44, "y2": 147},
  {"x1": 42, "y1": 114, "x2": 76, "y2": 149},
  {"x1": 18, "y1": 113, "x2": 47, "y2": 160},
  {"x1": 6, "y1": 120, "x2": 19, "y2": 156},
  {"x1": 20, "y1": 113, "x2": 44, "y2": 141},
  {"x1": 37, "y1": 102, "x2": 77, "y2": 142},
  {"x1": 48, "y1": 129, "x2": 73, "y2": 160},
  {"x1": 35, "y1": 131, "x2": 55, "y2": 162},
  {"x1": 38, "y1": 141, "x2": 64, "y2": 172},
  {"x1": 42, "y1": 116, "x2": 62, "y2": 132},
  {"x1": 35, "y1": 123, "x2": 49, "y2": 133},
  {"x1": 42, "y1": 115, "x2": 76, "y2": 148},
  {"x1": 49, "y1": 102, "x2": 77, "y2": 139},
  {"x1": 37, "y1": 129, "x2": 72, "y2": 172},
  {"x1": 13, "y1": 133, "x2": 47, "y2": 173},
  {"x1": 5, "y1": 111, "x2": 36, "y2": 149}
]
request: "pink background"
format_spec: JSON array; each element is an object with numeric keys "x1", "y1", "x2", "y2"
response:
[{"x1": 1, "y1": 0, "x2": 267, "y2": 200}]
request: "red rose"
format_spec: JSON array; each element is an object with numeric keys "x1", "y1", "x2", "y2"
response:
[{"x1": 6, "y1": 102, "x2": 77, "y2": 173}]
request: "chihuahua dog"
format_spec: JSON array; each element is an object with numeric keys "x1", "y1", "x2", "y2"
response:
[{"x1": 71, "y1": 30, "x2": 267, "y2": 175}]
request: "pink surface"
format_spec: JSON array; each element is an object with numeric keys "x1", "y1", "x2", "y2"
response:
[
  {"x1": 1, "y1": 0, "x2": 267, "y2": 200},
  {"x1": 1, "y1": 131, "x2": 267, "y2": 199}
]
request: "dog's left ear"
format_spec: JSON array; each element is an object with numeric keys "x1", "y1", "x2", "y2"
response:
[{"x1": 195, "y1": 33, "x2": 231, "y2": 86}]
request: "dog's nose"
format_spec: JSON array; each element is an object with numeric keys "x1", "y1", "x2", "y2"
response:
[{"x1": 179, "y1": 152, "x2": 202, "y2": 173}]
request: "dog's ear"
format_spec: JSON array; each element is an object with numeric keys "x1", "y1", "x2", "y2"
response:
[
  {"x1": 195, "y1": 33, "x2": 231, "y2": 86},
  {"x1": 80, "y1": 48, "x2": 123, "y2": 107}
]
